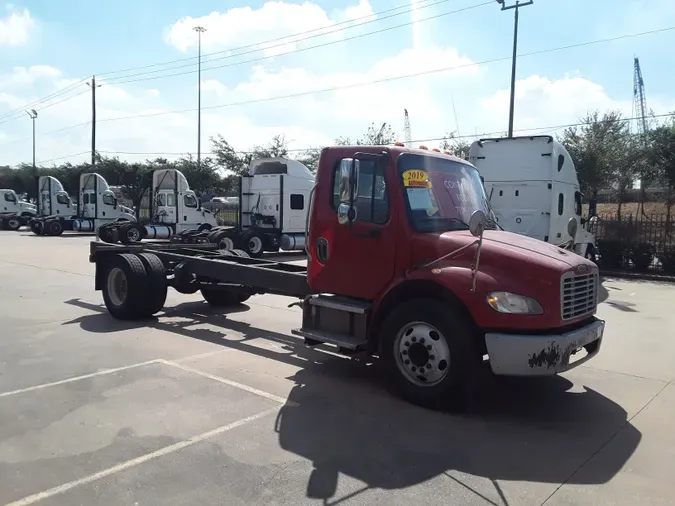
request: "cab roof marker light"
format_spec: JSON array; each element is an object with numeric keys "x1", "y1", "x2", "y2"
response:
[
  {"x1": 419, "y1": 145, "x2": 428, "y2": 150},
  {"x1": 432, "y1": 148, "x2": 441, "y2": 152},
  {"x1": 394, "y1": 141, "x2": 405, "y2": 147}
]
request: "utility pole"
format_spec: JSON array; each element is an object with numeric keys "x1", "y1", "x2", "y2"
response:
[
  {"x1": 87, "y1": 76, "x2": 102, "y2": 168},
  {"x1": 194, "y1": 26, "x2": 206, "y2": 170},
  {"x1": 26, "y1": 109, "x2": 38, "y2": 201},
  {"x1": 497, "y1": 0, "x2": 533, "y2": 137}
]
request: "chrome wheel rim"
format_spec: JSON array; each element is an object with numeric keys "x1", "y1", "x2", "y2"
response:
[
  {"x1": 107, "y1": 267, "x2": 128, "y2": 306},
  {"x1": 394, "y1": 321, "x2": 451, "y2": 387}
]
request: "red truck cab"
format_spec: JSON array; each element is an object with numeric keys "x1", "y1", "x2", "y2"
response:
[{"x1": 297, "y1": 144, "x2": 605, "y2": 410}]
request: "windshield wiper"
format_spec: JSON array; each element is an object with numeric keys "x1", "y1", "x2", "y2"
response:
[{"x1": 419, "y1": 216, "x2": 470, "y2": 230}]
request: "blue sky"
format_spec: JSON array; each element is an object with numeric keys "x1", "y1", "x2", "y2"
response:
[{"x1": 1, "y1": 0, "x2": 674, "y2": 166}]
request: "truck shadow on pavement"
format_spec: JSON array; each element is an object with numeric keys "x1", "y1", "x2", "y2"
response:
[{"x1": 63, "y1": 298, "x2": 641, "y2": 505}]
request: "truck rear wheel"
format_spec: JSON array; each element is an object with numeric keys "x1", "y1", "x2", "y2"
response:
[
  {"x1": 379, "y1": 299, "x2": 481, "y2": 412},
  {"x1": 29, "y1": 220, "x2": 42, "y2": 235},
  {"x1": 200, "y1": 288, "x2": 251, "y2": 306},
  {"x1": 241, "y1": 230, "x2": 264, "y2": 258},
  {"x1": 137, "y1": 253, "x2": 168, "y2": 316},
  {"x1": 120, "y1": 223, "x2": 144, "y2": 244},
  {"x1": 102, "y1": 253, "x2": 150, "y2": 320},
  {"x1": 46, "y1": 219, "x2": 64, "y2": 236}
]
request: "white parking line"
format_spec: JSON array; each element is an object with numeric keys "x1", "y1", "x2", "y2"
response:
[
  {"x1": 0, "y1": 360, "x2": 160, "y2": 399},
  {"x1": 158, "y1": 359, "x2": 295, "y2": 406},
  {"x1": 5, "y1": 406, "x2": 281, "y2": 506}
]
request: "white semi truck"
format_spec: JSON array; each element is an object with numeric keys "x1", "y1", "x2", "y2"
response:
[
  {"x1": 97, "y1": 168, "x2": 218, "y2": 244},
  {"x1": 206, "y1": 157, "x2": 315, "y2": 257},
  {"x1": 468, "y1": 135, "x2": 597, "y2": 261},
  {"x1": 29, "y1": 173, "x2": 136, "y2": 236},
  {"x1": 0, "y1": 189, "x2": 37, "y2": 230}
]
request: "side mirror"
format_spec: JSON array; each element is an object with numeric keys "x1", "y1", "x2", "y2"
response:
[
  {"x1": 337, "y1": 203, "x2": 358, "y2": 225},
  {"x1": 469, "y1": 210, "x2": 487, "y2": 237},
  {"x1": 338, "y1": 158, "x2": 360, "y2": 204},
  {"x1": 113, "y1": 199, "x2": 118, "y2": 209},
  {"x1": 567, "y1": 217, "x2": 578, "y2": 238},
  {"x1": 337, "y1": 158, "x2": 360, "y2": 226}
]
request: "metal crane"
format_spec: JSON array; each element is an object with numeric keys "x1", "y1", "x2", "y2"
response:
[{"x1": 403, "y1": 109, "x2": 412, "y2": 144}]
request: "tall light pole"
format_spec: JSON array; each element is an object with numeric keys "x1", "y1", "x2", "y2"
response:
[
  {"x1": 26, "y1": 109, "x2": 38, "y2": 199},
  {"x1": 194, "y1": 26, "x2": 206, "y2": 170},
  {"x1": 497, "y1": 0, "x2": 533, "y2": 138}
]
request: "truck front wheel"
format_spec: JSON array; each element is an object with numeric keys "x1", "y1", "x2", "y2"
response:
[
  {"x1": 379, "y1": 299, "x2": 481, "y2": 411},
  {"x1": 5, "y1": 217, "x2": 21, "y2": 231}
]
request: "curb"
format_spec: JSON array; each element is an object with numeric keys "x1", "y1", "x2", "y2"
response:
[{"x1": 600, "y1": 270, "x2": 675, "y2": 284}]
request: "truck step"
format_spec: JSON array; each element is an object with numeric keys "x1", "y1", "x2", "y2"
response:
[
  {"x1": 291, "y1": 328, "x2": 367, "y2": 351},
  {"x1": 308, "y1": 294, "x2": 372, "y2": 314}
]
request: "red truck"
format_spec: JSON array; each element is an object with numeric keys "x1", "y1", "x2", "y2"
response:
[{"x1": 89, "y1": 144, "x2": 605, "y2": 410}]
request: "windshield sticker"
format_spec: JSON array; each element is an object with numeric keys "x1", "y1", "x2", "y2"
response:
[{"x1": 402, "y1": 169, "x2": 432, "y2": 188}]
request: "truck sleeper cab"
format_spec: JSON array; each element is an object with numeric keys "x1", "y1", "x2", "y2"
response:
[{"x1": 91, "y1": 145, "x2": 605, "y2": 411}]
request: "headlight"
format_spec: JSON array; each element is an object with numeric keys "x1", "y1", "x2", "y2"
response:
[{"x1": 486, "y1": 292, "x2": 543, "y2": 315}]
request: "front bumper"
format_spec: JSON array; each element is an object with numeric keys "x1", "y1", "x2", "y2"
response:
[{"x1": 484, "y1": 318, "x2": 605, "y2": 376}]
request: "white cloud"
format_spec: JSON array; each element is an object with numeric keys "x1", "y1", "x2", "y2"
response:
[
  {"x1": 479, "y1": 75, "x2": 675, "y2": 136},
  {"x1": 164, "y1": 0, "x2": 375, "y2": 57},
  {"x1": 0, "y1": 65, "x2": 61, "y2": 88},
  {"x1": 0, "y1": 5, "x2": 34, "y2": 46}
]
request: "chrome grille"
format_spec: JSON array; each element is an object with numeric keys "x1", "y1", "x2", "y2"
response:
[{"x1": 561, "y1": 271, "x2": 598, "y2": 320}]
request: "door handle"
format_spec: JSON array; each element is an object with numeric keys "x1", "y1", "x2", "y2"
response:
[{"x1": 316, "y1": 237, "x2": 329, "y2": 262}]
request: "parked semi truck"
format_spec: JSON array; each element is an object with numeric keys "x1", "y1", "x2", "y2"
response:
[
  {"x1": 206, "y1": 157, "x2": 315, "y2": 257},
  {"x1": 29, "y1": 173, "x2": 135, "y2": 236},
  {"x1": 97, "y1": 168, "x2": 218, "y2": 244},
  {"x1": 468, "y1": 135, "x2": 597, "y2": 261},
  {"x1": 88, "y1": 144, "x2": 605, "y2": 411},
  {"x1": 0, "y1": 189, "x2": 37, "y2": 230}
]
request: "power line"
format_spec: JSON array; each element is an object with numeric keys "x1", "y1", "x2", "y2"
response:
[
  {"x1": 96, "y1": 0, "x2": 451, "y2": 79},
  {"x1": 104, "y1": 1, "x2": 492, "y2": 85},
  {"x1": 3, "y1": 24, "x2": 674, "y2": 149},
  {"x1": 94, "y1": 111, "x2": 675, "y2": 157},
  {"x1": 0, "y1": 88, "x2": 90, "y2": 127},
  {"x1": 0, "y1": 79, "x2": 89, "y2": 123},
  {"x1": 17, "y1": 110, "x2": 675, "y2": 167}
]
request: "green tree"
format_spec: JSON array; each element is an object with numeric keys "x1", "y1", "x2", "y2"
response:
[
  {"x1": 440, "y1": 132, "x2": 471, "y2": 160},
  {"x1": 560, "y1": 110, "x2": 629, "y2": 214},
  {"x1": 335, "y1": 122, "x2": 398, "y2": 146},
  {"x1": 648, "y1": 117, "x2": 675, "y2": 226}
]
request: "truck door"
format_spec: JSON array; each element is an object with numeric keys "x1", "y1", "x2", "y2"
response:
[
  {"x1": 308, "y1": 154, "x2": 397, "y2": 300},
  {"x1": 154, "y1": 191, "x2": 176, "y2": 224}
]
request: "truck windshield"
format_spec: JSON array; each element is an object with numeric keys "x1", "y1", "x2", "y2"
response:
[{"x1": 398, "y1": 153, "x2": 493, "y2": 233}]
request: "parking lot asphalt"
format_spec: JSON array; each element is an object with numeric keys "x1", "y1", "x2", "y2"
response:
[{"x1": 1, "y1": 231, "x2": 674, "y2": 506}]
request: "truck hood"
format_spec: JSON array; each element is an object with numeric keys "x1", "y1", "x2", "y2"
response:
[
  {"x1": 20, "y1": 201, "x2": 36, "y2": 211},
  {"x1": 413, "y1": 229, "x2": 591, "y2": 272}
]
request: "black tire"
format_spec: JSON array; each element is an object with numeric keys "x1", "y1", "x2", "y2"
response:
[
  {"x1": 29, "y1": 220, "x2": 43, "y2": 235},
  {"x1": 101, "y1": 253, "x2": 150, "y2": 320},
  {"x1": 5, "y1": 217, "x2": 21, "y2": 231},
  {"x1": 240, "y1": 230, "x2": 264, "y2": 258},
  {"x1": 201, "y1": 287, "x2": 251, "y2": 306},
  {"x1": 137, "y1": 253, "x2": 168, "y2": 316},
  {"x1": 120, "y1": 223, "x2": 144, "y2": 244},
  {"x1": 46, "y1": 219, "x2": 64, "y2": 236},
  {"x1": 378, "y1": 298, "x2": 482, "y2": 412}
]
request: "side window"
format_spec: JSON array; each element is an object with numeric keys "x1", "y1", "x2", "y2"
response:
[
  {"x1": 167, "y1": 193, "x2": 176, "y2": 207},
  {"x1": 56, "y1": 194, "x2": 69, "y2": 205},
  {"x1": 4, "y1": 192, "x2": 16, "y2": 203},
  {"x1": 82, "y1": 194, "x2": 89, "y2": 204},
  {"x1": 574, "y1": 191, "x2": 582, "y2": 216},
  {"x1": 290, "y1": 194, "x2": 304, "y2": 210},
  {"x1": 558, "y1": 193, "x2": 564, "y2": 216},
  {"x1": 102, "y1": 193, "x2": 115, "y2": 206},
  {"x1": 331, "y1": 158, "x2": 389, "y2": 224},
  {"x1": 184, "y1": 194, "x2": 198, "y2": 208}
]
